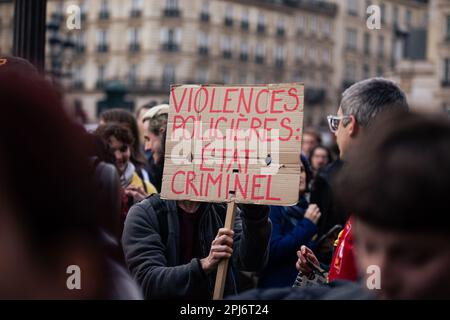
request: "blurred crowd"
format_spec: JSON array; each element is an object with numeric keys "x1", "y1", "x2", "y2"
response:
[{"x1": 1, "y1": 55, "x2": 449, "y2": 300}]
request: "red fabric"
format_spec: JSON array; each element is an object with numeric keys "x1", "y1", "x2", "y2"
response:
[{"x1": 328, "y1": 218, "x2": 358, "y2": 282}]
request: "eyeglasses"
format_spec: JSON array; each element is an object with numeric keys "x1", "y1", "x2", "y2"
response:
[{"x1": 327, "y1": 115, "x2": 351, "y2": 133}]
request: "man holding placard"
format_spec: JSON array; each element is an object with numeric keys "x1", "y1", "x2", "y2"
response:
[{"x1": 122, "y1": 83, "x2": 305, "y2": 299}]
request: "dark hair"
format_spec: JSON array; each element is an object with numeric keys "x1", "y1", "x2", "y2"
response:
[
  {"x1": 0, "y1": 71, "x2": 112, "y2": 295},
  {"x1": 335, "y1": 110, "x2": 450, "y2": 233},
  {"x1": 135, "y1": 101, "x2": 158, "y2": 119},
  {"x1": 303, "y1": 128, "x2": 322, "y2": 144},
  {"x1": 300, "y1": 155, "x2": 313, "y2": 191},
  {"x1": 96, "y1": 123, "x2": 134, "y2": 146},
  {"x1": 309, "y1": 145, "x2": 333, "y2": 167},
  {"x1": 340, "y1": 78, "x2": 409, "y2": 127},
  {"x1": 100, "y1": 108, "x2": 146, "y2": 166}
]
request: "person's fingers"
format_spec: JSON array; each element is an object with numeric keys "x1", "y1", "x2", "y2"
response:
[
  {"x1": 212, "y1": 251, "x2": 232, "y2": 260},
  {"x1": 211, "y1": 245, "x2": 233, "y2": 255},
  {"x1": 307, "y1": 252, "x2": 319, "y2": 265},
  {"x1": 216, "y1": 228, "x2": 234, "y2": 238},
  {"x1": 212, "y1": 235, "x2": 233, "y2": 247}
]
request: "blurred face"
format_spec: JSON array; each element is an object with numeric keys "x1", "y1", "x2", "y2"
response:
[
  {"x1": 137, "y1": 108, "x2": 149, "y2": 144},
  {"x1": 299, "y1": 162, "x2": 307, "y2": 195},
  {"x1": 335, "y1": 107, "x2": 352, "y2": 159},
  {"x1": 108, "y1": 136, "x2": 131, "y2": 176},
  {"x1": 143, "y1": 120, "x2": 163, "y2": 164},
  {"x1": 311, "y1": 148, "x2": 329, "y2": 171},
  {"x1": 354, "y1": 219, "x2": 450, "y2": 299},
  {"x1": 302, "y1": 133, "x2": 318, "y2": 157}
]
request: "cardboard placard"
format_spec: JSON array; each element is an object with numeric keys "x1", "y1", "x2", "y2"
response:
[{"x1": 161, "y1": 83, "x2": 304, "y2": 206}]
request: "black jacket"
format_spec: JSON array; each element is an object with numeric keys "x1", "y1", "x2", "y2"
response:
[
  {"x1": 121, "y1": 194, "x2": 271, "y2": 299},
  {"x1": 311, "y1": 159, "x2": 346, "y2": 239}
]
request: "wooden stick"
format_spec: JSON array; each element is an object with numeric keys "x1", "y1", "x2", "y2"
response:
[{"x1": 213, "y1": 201, "x2": 237, "y2": 300}]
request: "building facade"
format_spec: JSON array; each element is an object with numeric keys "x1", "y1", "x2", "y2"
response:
[{"x1": 428, "y1": 0, "x2": 450, "y2": 112}]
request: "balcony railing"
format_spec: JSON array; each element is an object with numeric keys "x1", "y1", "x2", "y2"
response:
[
  {"x1": 198, "y1": 47, "x2": 209, "y2": 55},
  {"x1": 255, "y1": 56, "x2": 264, "y2": 64},
  {"x1": 162, "y1": 42, "x2": 179, "y2": 52},
  {"x1": 98, "y1": 11, "x2": 110, "y2": 20},
  {"x1": 276, "y1": 28, "x2": 285, "y2": 37},
  {"x1": 257, "y1": 24, "x2": 265, "y2": 34},
  {"x1": 97, "y1": 44, "x2": 109, "y2": 53},
  {"x1": 129, "y1": 43, "x2": 141, "y2": 53},
  {"x1": 442, "y1": 79, "x2": 450, "y2": 87},
  {"x1": 164, "y1": 8, "x2": 181, "y2": 17},
  {"x1": 223, "y1": 50, "x2": 232, "y2": 59},
  {"x1": 200, "y1": 13, "x2": 209, "y2": 22},
  {"x1": 224, "y1": 17, "x2": 233, "y2": 27},
  {"x1": 130, "y1": 9, "x2": 142, "y2": 18}
]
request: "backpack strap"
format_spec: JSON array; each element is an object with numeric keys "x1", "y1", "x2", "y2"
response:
[{"x1": 148, "y1": 195, "x2": 169, "y2": 246}]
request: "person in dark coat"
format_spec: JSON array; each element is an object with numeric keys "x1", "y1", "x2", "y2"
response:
[
  {"x1": 122, "y1": 194, "x2": 272, "y2": 299},
  {"x1": 257, "y1": 156, "x2": 321, "y2": 288}
]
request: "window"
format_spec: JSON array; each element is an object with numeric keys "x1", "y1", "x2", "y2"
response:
[
  {"x1": 73, "y1": 66, "x2": 84, "y2": 88},
  {"x1": 75, "y1": 32, "x2": 86, "y2": 53},
  {"x1": 240, "y1": 42, "x2": 248, "y2": 61},
  {"x1": 297, "y1": 15, "x2": 305, "y2": 33},
  {"x1": 161, "y1": 28, "x2": 180, "y2": 51},
  {"x1": 346, "y1": 28, "x2": 357, "y2": 50},
  {"x1": 276, "y1": 17, "x2": 285, "y2": 37},
  {"x1": 196, "y1": 67, "x2": 208, "y2": 83},
  {"x1": 200, "y1": 1, "x2": 209, "y2": 22},
  {"x1": 97, "y1": 30, "x2": 108, "y2": 52},
  {"x1": 405, "y1": 9, "x2": 412, "y2": 28},
  {"x1": 378, "y1": 35, "x2": 384, "y2": 57},
  {"x1": 166, "y1": 0, "x2": 178, "y2": 10},
  {"x1": 308, "y1": 47, "x2": 317, "y2": 64},
  {"x1": 221, "y1": 69, "x2": 231, "y2": 84},
  {"x1": 99, "y1": 0, "x2": 109, "y2": 20},
  {"x1": 380, "y1": 3, "x2": 386, "y2": 24},
  {"x1": 393, "y1": 6, "x2": 399, "y2": 25},
  {"x1": 443, "y1": 58, "x2": 450, "y2": 86},
  {"x1": 310, "y1": 16, "x2": 317, "y2": 34},
  {"x1": 345, "y1": 62, "x2": 356, "y2": 81},
  {"x1": 257, "y1": 13, "x2": 265, "y2": 33},
  {"x1": 447, "y1": 16, "x2": 450, "y2": 40},
  {"x1": 128, "y1": 28, "x2": 140, "y2": 52},
  {"x1": 238, "y1": 72, "x2": 247, "y2": 84},
  {"x1": 322, "y1": 48, "x2": 330, "y2": 64},
  {"x1": 221, "y1": 36, "x2": 232, "y2": 59},
  {"x1": 363, "y1": 64, "x2": 370, "y2": 79},
  {"x1": 322, "y1": 20, "x2": 331, "y2": 37},
  {"x1": 364, "y1": 32, "x2": 370, "y2": 55},
  {"x1": 164, "y1": 0, "x2": 180, "y2": 17},
  {"x1": 80, "y1": 1, "x2": 88, "y2": 21},
  {"x1": 255, "y1": 43, "x2": 265, "y2": 63},
  {"x1": 198, "y1": 32, "x2": 209, "y2": 55},
  {"x1": 97, "y1": 64, "x2": 106, "y2": 88},
  {"x1": 128, "y1": 64, "x2": 138, "y2": 87},
  {"x1": 224, "y1": 5, "x2": 233, "y2": 27},
  {"x1": 130, "y1": 0, "x2": 142, "y2": 17},
  {"x1": 296, "y1": 45, "x2": 304, "y2": 61},
  {"x1": 275, "y1": 46, "x2": 284, "y2": 67},
  {"x1": 162, "y1": 64, "x2": 175, "y2": 89},
  {"x1": 377, "y1": 65, "x2": 384, "y2": 76},
  {"x1": 347, "y1": 0, "x2": 358, "y2": 16},
  {"x1": 241, "y1": 9, "x2": 249, "y2": 30}
]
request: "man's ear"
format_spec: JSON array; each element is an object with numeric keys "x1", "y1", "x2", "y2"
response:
[
  {"x1": 348, "y1": 115, "x2": 359, "y2": 137},
  {"x1": 159, "y1": 127, "x2": 166, "y2": 135}
]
